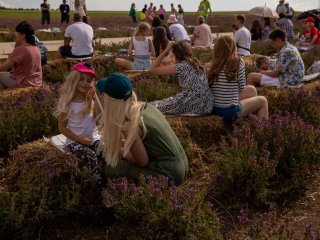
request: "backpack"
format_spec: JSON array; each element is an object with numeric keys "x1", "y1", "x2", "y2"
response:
[{"x1": 35, "y1": 37, "x2": 48, "y2": 65}]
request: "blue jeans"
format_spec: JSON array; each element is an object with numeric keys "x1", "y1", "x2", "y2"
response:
[{"x1": 212, "y1": 104, "x2": 242, "y2": 122}]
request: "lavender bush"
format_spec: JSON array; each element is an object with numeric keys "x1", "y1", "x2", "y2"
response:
[
  {"x1": 0, "y1": 86, "x2": 58, "y2": 156},
  {"x1": 107, "y1": 175, "x2": 222, "y2": 239},
  {"x1": 212, "y1": 114, "x2": 320, "y2": 207}
]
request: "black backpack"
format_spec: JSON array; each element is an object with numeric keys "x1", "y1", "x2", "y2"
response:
[{"x1": 35, "y1": 37, "x2": 48, "y2": 65}]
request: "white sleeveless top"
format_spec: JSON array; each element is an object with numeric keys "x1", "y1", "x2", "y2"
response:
[{"x1": 133, "y1": 37, "x2": 150, "y2": 56}]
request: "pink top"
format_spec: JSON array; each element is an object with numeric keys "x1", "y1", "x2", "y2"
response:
[
  {"x1": 9, "y1": 44, "x2": 42, "y2": 87},
  {"x1": 158, "y1": 8, "x2": 166, "y2": 15},
  {"x1": 192, "y1": 23, "x2": 213, "y2": 47}
]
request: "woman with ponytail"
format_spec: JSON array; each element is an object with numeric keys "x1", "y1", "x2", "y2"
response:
[
  {"x1": 149, "y1": 40, "x2": 213, "y2": 115},
  {"x1": 0, "y1": 21, "x2": 42, "y2": 90}
]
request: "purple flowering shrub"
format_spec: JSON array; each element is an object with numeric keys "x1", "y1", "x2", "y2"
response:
[
  {"x1": 130, "y1": 73, "x2": 180, "y2": 102},
  {"x1": 0, "y1": 140, "x2": 100, "y2": 238},
  {"x1": 0, "y1": 86, "x2": 58, "y2": 156},
  {"x1": 232, "y1": 207, "x2": 294, "y2": 239},
  {"x1": 251, "y1": 41, "x2": 276, "y2": 56},
  {"x1": 213, "y1": 114, "x2": 320, "y2": 206},
  {"x1": 260, "y1": 85, "x2": 320, "y2": 125},
  {"x1": 106, "y1": 175, "x2": 222, "y2": 239}
]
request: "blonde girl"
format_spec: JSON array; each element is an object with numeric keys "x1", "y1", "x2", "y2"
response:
[
  {"x1": 74, "y1": 0, "x2": 88, "y2": 23},
  {"x1": 55, "y1": 63, "x2": 105, "y2": 188},
  {"x1": 208, "y1": 36, "x2": 268, "y2": 122},
  {"x1": 97, "y1": 73, "x2": 188, "y2": 185},
  {"x1": 115, "y1": 22, "x2": 155, "y2": 71}
]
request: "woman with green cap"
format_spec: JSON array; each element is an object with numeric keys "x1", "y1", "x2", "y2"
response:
[{"x1": 97, "y1": 73, "x2": 188, "y2": 185}]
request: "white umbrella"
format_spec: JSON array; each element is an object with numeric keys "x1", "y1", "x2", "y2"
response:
[{"x1": 249, "y1": 5, "x2": 279, "y2": 18}]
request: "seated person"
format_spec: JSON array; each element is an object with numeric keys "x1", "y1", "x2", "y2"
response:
[
  {"x1": 152, "y1": 16, "x2": 172, "y2": 41},
  {"x1": 208, "y1": 36, "x2": 268, "y2": 122},
  {"x1": 115, "y1": 22, "x2": 155, "y2": 71},
  {"x1": 167, "y1": 15, "x2": 190, "y2": 43},
  {"x1": 256, "y1": 56, "x2": 276, "y2": 71},
  {"x1": 191, "y1": 16, "x2": 213, "y2": 47},
  {"x1": 152, "y1": 26, "x2": 174, "y2": 66},
  {"x1": 301, "y1": 17, "x2": 320, "y2": 46},
  {"x1": 97, "y1": 73, "x2": 188, "y2": 185},
  {"x1": 0, "y1": 21, "x2": 42, "y2": 90},
  {"x1": 247, "y1": 30, "x2": 305, "y2": 88},
  {"x1": 59, "y1": 12, "x2": 94, "y2": 58},
  {"x1": 149, "y1": 41, "x2": 214, "y2": 115},
  {"x1": 250, "y1": 20, "x2": 262, "y2": 41}
]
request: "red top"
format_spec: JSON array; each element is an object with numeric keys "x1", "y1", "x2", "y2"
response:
[
  {"x1": 303, "y1": 27, "x2": 320, "y2": 45},
  {"x1": 9, "y1": 44, "x2": 43, "y2": 87}
]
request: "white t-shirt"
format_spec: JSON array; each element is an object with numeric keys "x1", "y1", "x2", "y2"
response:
[
  {"x1": 62, "y1": 101, "x2": 100, "y2": 145},
  {"x1": 75, "y1": 0, "x2": 86, "y2": 16},
  {"x1": 169, "y1": 23, "x2": 190, "y2": 42},
  {"x1": 65, "y1": 22, "x2": 93, "y2": 56},
  {"x1": 234, "y1": 26, "x2": 251, "y2": 56}
]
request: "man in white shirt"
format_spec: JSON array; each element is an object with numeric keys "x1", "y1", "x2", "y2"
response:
[
  {"x1": 234, "y1": 15, "x2": 251, "y2": 56},
  {"x1": 59, "y1": 12, "x2": 94, "y2": 58},
  {"x1": 167, "y1": 15, "x2": 190, "y2": 42}
]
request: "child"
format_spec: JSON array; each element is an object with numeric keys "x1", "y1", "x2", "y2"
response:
[
  {"x1": 55, "y1": 63, "x2": 105, "y2": 189},
  {"x1": 208, "y1": 36, "x2": 268, "y2": 122},
  {"x1": 115, "y1": 22, "x2": 155, "y2": 71},
  {"x1": 152, "y1": 26, "x2": 174, "y2": 65}
]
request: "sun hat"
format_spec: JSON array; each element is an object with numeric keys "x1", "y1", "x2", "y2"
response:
[
  {"x1": 167, "y1": 14, "x2": 179, "y2": 24},
  {"x1": 71, "y1": 62, "x2": 98, "y2": 79},
  {"x1": 284, "y1": 2, "x2": 289, "y2": 5},
  {"x1": 303, "y1": 17, "x2": 315, "y2": 23},
  {"x1": 97, "y1": 73, "x2": 133, "y2": 100}
]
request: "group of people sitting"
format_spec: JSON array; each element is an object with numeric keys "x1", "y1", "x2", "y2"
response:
[{"x1": 0, "y1": 11, "x2": 309, "y2": 206}]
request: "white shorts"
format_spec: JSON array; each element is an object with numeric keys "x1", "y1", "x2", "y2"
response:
[{"x1": 261, "y1": 75, "x2": 280, "y2": 88}]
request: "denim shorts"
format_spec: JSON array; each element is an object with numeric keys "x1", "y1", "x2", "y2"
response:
[
  {"x1": 212, "y1": 104, "x2": 242, "y2": 122},
  {"x1": 132, "y1": 55, "x2": 151, "y2": 70}
]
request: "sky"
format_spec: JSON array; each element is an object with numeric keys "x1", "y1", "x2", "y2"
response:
[{"x1": 0, "y1": 0, "x2": 319, "y2": 12}]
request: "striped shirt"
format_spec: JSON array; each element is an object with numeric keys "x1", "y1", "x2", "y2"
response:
[
  {"x1": 277, "y1": 18, "x2": 294, "y2": 41},
  {"x1": 209, "y1": 60, "x2": 246, "y2": 108},
  {"x1": 133, "y1": 37, "x2": 150, "y2": 56}
]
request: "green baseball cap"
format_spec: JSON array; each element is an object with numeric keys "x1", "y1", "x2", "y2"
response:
[{"x1": 97, "y1": 73, "x2": 133, "y2": 100}]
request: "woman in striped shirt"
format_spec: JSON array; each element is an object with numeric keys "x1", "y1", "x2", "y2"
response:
[{"x1": 208, "y1": 36, "x2": 268, "y2": 122}]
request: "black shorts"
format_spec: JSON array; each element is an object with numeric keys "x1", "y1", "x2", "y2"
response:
[
  {"x1": 159, "y1": 14, "x2": 165, "y2": 20},
  {"x1": 59, "y1": 45, "x2": 93, "y2": 59}
]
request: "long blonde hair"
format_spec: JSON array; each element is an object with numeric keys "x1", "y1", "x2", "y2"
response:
[
  {"x1": 208, "y1": 36, "x2": 240, "y2": 84},
  {"x1": 54, "y1": 71, "x2": 93, "y2": 119},
  {"x1": 134, "y1": 22, "x2": 150, "y2": 37},
  {"x1": 101, "y1": 92, "x2": 146, "y2": 167}
]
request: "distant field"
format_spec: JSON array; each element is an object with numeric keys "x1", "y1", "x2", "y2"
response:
[{"x1": 0, "y1": 9, "x2": 250, "y2": 19}]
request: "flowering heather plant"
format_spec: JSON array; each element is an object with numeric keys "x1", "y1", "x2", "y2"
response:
[
  {"x1": 0, "y1": 86, "x2": 58, "y2": 156},
  {"x1": 130, "y1": 73, "x2": 180, "y2": 102},
  {"x1": 214, "y1": 114, "x2": 320, "y2": 206},
  {"x1": 259, "y1": 84, "x2": 320, "y2": 126},
  {"x1": 0, "y1": 140, "x2": 100, "y2": 238},
  {"x1": 106, "y1": 175, "x2": 221, "y2": 239},
  {"x1": 232, "y1": 207, "x2": 294, "y2": 239},
  {"x1": 251, "y1": 41, "x2": 276, "y2": 56}
]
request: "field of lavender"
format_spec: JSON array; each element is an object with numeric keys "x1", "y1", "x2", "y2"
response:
[{"x1": 0, "y1": 12, "x2": 319, "y2": 239}]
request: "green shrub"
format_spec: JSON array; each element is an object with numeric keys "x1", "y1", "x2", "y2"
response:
[
  {"x1": 107, "y1": 176, "x2": 222, "y2": 239},
  {"x1": 212, "y1": 114, "x2": 320, "y2": 207},
  {"x1": 0, "y1": 86, "x2": 58, "y2": 156}
]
